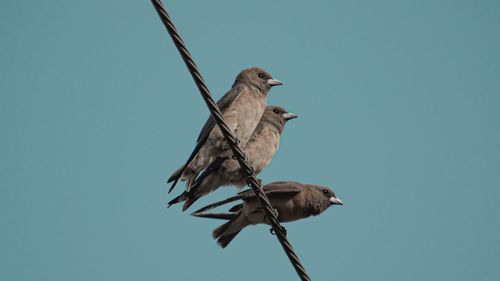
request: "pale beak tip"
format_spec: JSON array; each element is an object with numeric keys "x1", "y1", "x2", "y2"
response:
[
  {"x1": 282, "y1": 112, "x2": 298, "y2": 120},
  {"x1": 329, "y1": 197, "x2": 343, "y2": 205},
  {"x1": 267, "y1": 78, "x2": 283, "y2": 86}
]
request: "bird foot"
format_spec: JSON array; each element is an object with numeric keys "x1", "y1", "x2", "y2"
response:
[
  {"x1": 223, "y1": 138, "x2": 241, "y2": 150},
  {"x1": 256, "y1": 178, "x2": 263, "y2": 187},
  {"x1": 247, "y1": 178, "x2": 263, "y2": 188},
  {"x1": 269, "y1": 226, "x2": 287, "y2": 236},
  {"x1": 271, "y1": 208, "x2": 279, "y2": 218}
]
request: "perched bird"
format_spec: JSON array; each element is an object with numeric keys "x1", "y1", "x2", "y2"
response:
[
  {"x1": 168, "y1": 106, "x2": 298, "y2": 211},
  {"x1": 168, "y1": 67, "x2": 283, "y2": 192},
  {"x1": 191, "y1": 181, "x2": 343, "y2": 248}
]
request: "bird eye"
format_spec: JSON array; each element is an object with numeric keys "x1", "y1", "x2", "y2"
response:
[
  {"x1": 273, "y1": 108, "x2": 280, "y2": 114},
  {"x1": 258, "y1": 73, "x2": 265, "y2": 79},
  {"x1": 322, "y1": 189, "x2": 329, "y2": 195}
]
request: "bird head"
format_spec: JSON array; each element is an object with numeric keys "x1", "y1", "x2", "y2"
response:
[
  {"x1": 319, "y1": 187, "x2": 343, "y2": 206},
  {"x1": 307, "y1": 185, "x2": 343, "y2": 215},
  {"x1": 261, "y1": 105, "x2": 298, "y2": 133},
  {"x1": 234, "y1": 67, "x2": 283, "y2": 93}
]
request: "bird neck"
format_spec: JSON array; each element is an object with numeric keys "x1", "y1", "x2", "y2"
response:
[
  {"x1": 259, "y1": 115, "x2": 284, "y2": 135},
  {"x1": 234, "y1": 81, "x2": 269, "y2": 96},
  {"x1": 304, "y1": 193, "x2": 328, "y2": 216}
]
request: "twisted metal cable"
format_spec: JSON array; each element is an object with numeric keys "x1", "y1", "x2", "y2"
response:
[{"x1": 151, "y1": 1, "x2": 312, "y2": 280}]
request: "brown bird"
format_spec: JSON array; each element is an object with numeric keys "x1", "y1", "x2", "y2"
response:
[
  {"x1": 168, "y1": 106, "x2": 298, "y2": 211},
  {"x1": 191, "y1": 181, "x2": 343, "y2": 248},
  {"x1": 168, "y1": 67, "x2": 283, "y2": 192}
]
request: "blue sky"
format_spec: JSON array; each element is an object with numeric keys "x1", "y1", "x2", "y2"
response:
[{"x1": 1, "y1": 1, "x2": 499, "y2": 280}]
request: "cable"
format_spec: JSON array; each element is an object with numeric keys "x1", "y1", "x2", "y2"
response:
[{"x1": 151, "y1": 1, "x2": 312, "y2": 280}]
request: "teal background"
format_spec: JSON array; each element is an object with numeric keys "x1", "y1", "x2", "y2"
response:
[{"x1": 1, "y1": 1, "x2": 499, "y2": 280}]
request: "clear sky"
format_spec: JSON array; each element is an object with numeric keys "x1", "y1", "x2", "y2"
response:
[{"x1": 1, "y1": 1, "x2": 499, "y2": 281}]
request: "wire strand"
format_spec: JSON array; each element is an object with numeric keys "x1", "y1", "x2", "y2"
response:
[{"x1": 151, "y1": 1, "x2": 312, "y2": 280}]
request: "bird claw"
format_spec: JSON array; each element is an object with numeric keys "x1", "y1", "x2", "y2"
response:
[
  {"x1": 225, "y1": 138, "x2": 241, "y2": 150},
  {"x1": 271, "y1": 208, "x2": 279, "y2": 218},
  {"x1": 247, "y1": 178, "x2": 263, "y2": 188},
  {"x1": 256, "y1": 178, "x2": 263, "y2": 187},
  {"x1": 270, "y1": 226, "x2": 287, "y2": 236}
]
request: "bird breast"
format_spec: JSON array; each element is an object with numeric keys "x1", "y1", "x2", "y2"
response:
[
  {"x1": 222, "y1": 86, "x2": 266, "y2": 147},
  {"x1": 244, "y1": 126, "x2": 280, "y2": 174}
]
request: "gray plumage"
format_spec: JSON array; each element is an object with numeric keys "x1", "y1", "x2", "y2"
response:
[
  {"x1": 168, "y1": 67, "x2": 283, "y2": 192},
  {"x1": 191, "y1": 181, "x2": 343, "y2": 248},
  {"x1": 168, "y1": 106, "x2": 298, "y2": 210}
]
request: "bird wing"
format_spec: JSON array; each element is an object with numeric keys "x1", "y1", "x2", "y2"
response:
[
  {"x1": 167, "y1": 84, "x2": 245, "y2": 187},
  {"x1": 191, "y1": 193, "x2": 243, "y2": 214},
  {"x1": 191, "y1": 181, "x2": 302, "y2": 214},
  {"x1": 238, "y1": 181, "x2": 302, "y2": 200},
  {"x1": 195, "y1": 83, "x2": 245, "y2": 143},
  {"x1": 191, "y1": 212, "x2": 235, "y2": 220}
]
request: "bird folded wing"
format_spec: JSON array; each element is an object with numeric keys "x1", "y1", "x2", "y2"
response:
[
  {"x1": 238, "y1": 181, "x2": 302, "y2": 200},
  {"x1": 192, "y1": 181, "x2": 302, "y2": 215},
  {"x1": 195, "y1": 83, "x2": 245, "y2": 143},
  {"x1": 167, "y1": 85, "x2": 245, "y2": 188}
]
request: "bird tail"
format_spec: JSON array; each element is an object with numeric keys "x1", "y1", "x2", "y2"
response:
[
  {"x1": 181, "y1": 174, "x2": 208, "y2": 210},
  {"x1": 182, "y1": 195, "x2": 201, "y2": 212},
  {"x1": 167, "y1": 164, "x2": 186, "y2": 193},
  {"x1": 171, "y1": 157, "x2": 227, "y2": 210},
  {"x1": 167, "y1": 191, "x2": 188, "y2": 208},
  {"x1": 216, "y1": 230, "x2": 241, "y2": 248},
  {"x1": 167, "y1": 190, "x2": 198, "y2": 210},
  {"x1": 167, "y1": 157, "x2": 200, "y2": 193},
  {"x1": 211, "y1": 212, "x2": 247, "y2": 248},
  {"x1": 167, "y1": 174, "x2": 210, "y2": 211}
]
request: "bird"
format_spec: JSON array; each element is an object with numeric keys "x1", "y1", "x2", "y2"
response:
[
  {"x1": 168, "y1": 106, "x2": 298, "y2": 211},
  {"x1": 167, "y1": 67, "x2": 283, "y2": 192},
  {"x1": 191, "y1": 181, "x2": 343, "y2": 248}
]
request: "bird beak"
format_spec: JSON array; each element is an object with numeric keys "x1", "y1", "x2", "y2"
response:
[
  {"x1": 267, "y1": 78, "x2": 283, "y2": 87},
  {"x1": 329, "y1": 197, "x2": 343, "y2": 205},
  {"x1": 282, "y1": 112, "x2": 298, "y2": 120}
]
